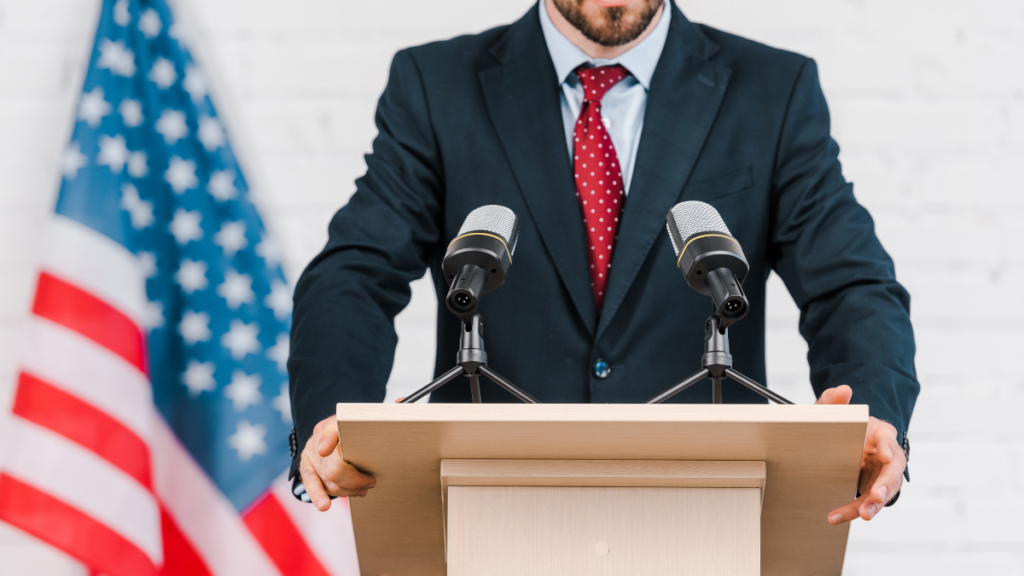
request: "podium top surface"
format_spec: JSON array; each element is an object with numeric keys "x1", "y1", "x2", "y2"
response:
[
  {"x1": 336, "y1": 403, "x2": 868, "y2": 576},
  {"x1": 337, "y1": 402, "x2": 868, "y2": 423}
]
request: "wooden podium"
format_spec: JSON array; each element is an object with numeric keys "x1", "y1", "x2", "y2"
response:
[{"x1": 336, "y1": 403, "x2": 867, "y2": 576}]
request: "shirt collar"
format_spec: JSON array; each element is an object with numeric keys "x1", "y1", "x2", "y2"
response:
[{"x1": 538, "y1": 0, "x2": 671, "y2": 90}]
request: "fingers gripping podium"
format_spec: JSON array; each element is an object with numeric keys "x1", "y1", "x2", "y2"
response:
[{"x1": 335, "y1": 403, "x2": 868, "y2": 576}]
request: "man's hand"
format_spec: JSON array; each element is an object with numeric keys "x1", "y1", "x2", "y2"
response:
[
  {"x1": 298, "y1": 415, "x2": 377, "y2": 511},
  {"x1": 816, "y1": 385, "x2": 906, "y2": 525}
]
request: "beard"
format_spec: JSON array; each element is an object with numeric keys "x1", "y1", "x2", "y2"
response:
[{"x1": 552, "y1": 0, "x2": 664, "y2": 47}]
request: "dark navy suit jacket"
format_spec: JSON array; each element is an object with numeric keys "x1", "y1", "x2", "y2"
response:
[{"x1": 288, "y1": 2, "x2": 919, "y2": 476}]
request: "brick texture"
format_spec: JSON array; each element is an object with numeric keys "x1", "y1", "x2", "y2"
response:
[{"x1": 0, "y1": 0, "x2": 1019, "y2": 572}]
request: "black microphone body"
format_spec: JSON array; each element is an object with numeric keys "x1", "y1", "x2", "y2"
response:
[
  {"x1": 666, "y1": 201, "x2": 750, "y2": 329},
  {"x1": 442, "y1": 206, "x2": 519, "y2": 324}
]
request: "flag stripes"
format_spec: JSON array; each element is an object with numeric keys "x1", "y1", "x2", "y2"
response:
[
  {"x1": 160, "y1": 508, "x2": 214, "y2": 576},
  {"x1": 3, "y1": 418, "x2": 162, "y2": 562},
  {"x1": 23, "y1": 317, "x2": 154, "y2": 442},
  {"x1": 149, "y1": 418, "x2": 282, "y2": 576},
  {"x1": 33, "y1": 272, "x2": 147, "y2": 372},
  {"x1": 11, "y1": 372, "x2": 153, "y2": 488},
  {"x1": 0, "y1": 475, "x2": 159, "y2": 576},
  {"x1": 41, "y1": 215, "x2": 148, "y2": 323},
  {"x1": 244, "y1": 493, "x2": 333, "y2": 576}
]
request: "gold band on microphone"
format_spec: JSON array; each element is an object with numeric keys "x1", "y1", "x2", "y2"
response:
[
  {"x1": 676, "y1": 233, "x2": 739, "y2": 268},
  {"x1": 448, "y1": 232, "x2": 512, "y2": 264}
]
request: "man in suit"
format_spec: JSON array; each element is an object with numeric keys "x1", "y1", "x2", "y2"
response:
[{"x1": 288, "y1": 0, "x2": 919, "y2": 528}]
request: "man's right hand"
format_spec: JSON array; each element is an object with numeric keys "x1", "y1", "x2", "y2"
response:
[{"x1": 298, "y1": 415, "x2": 377, "y2": 511}]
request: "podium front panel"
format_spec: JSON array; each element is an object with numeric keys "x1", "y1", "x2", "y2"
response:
[{"x1": 335, "y1": 403, "x2": 867, "y2": 576}]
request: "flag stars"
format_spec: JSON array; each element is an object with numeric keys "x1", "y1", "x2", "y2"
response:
[
  {"x1": 169, "y1": 209, "x2": 203, "y2": 244},
  {"x1": 120, "y1": 183, "x2": 153, "y2": 229},
  {"x1": 207, "y1": 170, "x2": 238, "y2": 201},
  {"x1": 214, "y1": 221, "x2": 248, "y2": 258},
  {"x1": 272, "y1": 384, "x2": 291, "y2": 424},
  {"x1": 138, "y1": 8, "x2": 162, "y2": 38},
  {"x1": 138, "y1": 251, "x2": 157, "y2": 278},
  {"x1": 119, "y1": 99, "x2": 143, "y2": 127},
  {"x1": 217, "y1": 269, "x2": 255, "y2": 310},
  {"x1": 175, "y1": 259, "x2": 208, "y2": 293},
  {"x1": 62, "y1": 143, "x2": 88, "y2": 179},
  {"x1": 178, "y1": 311, "x2": 212, "y2": 345},
  {"x1": 256, "y1": 234, "x2": 282, "y2": 266},
  {"x1": 224, "y1": 370, "x2": 262, "y2": 412},
  {"x1": 181, "y1": 360, "x2": 216, "y2": 396},
  {"x1": 183, "y1": 65, "x2": 207, "y2": 103},
  {"x1": 222, "y1": 319, "x2": 261, "y2": 360},
  {"x1": 97, "y1": 39, "x2": 135, "y2": 77},
  {"x1": 143, "y1": 300, "x2": 164, "y2": 330},
  {"x1": 227, "y1": 420, "x2": 267, "y2": 462},
  {"x1": 263, "y1": 281, "x2": 292, "y2": 320},
  {"x1": 127, "y1": 151, "x2": 148, "y2": 178},
  {"x1": 148, "y1": 57, "x2": 177, "y2": 89},
  {"x1": 165, "y1": 156, "x2": 198, "y2": 193},
  {"x1": 97, "y1": 134, "x2": 129, "y2": 174},
  {"x1": 198, "y1": 116, "x2": 225, "y2": 151},
  {"x1": 113, "y1": 0, "x2": 130, "y2": 25},
  {"x1": 78, "y1": 87, "x2": 112, "y2": 127},
  {"x1": 268, "y1": 333, "x2": 289, "y2": 374},
  {"x1": 155, "y1": 109, "x2": 188, "y2": 144}
]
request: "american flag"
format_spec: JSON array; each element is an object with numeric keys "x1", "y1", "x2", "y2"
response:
[{"x1": 0, "y1": 0, "x2": 358, "y2": 574}]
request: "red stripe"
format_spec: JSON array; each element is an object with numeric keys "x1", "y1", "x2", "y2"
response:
[
  {"x1": 0, "y1": 474, "x2": 158, "y2": 576},
  {"x1": 244, "y1": 492, "x2": 331, "y2": 576},
  {"x1": 161, "y1": 507, "x2": 213, "y2": 576},
  {"x1": 33, "y1": 272, "x2": 146, "y2": 373},
  {"x1": 11, "y1": 371, "x2": 152, "y2": 489}
]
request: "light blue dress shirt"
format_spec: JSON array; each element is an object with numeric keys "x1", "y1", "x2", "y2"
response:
[{"x1": 538, "y1": 1, "x2": 671, "y2": 194}]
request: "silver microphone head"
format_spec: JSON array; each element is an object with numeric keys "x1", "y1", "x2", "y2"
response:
[
  {"x1": 457, "y1": 205, "x2": 520, "y2": 256},
  {"x1": 664, "y1": 200, "x2": 750, "y2": 328},
  {"x1": 443, "y1": 205, "x2": 521, "y2": 321},
  {"x1": 666, "y1": 201, "x2": 732, "y2": 257}
]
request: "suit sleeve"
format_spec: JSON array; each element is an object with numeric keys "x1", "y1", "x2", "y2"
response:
[
  {"x1": 287, "y1": 49, "x2": 443, "y2": 478},
  {"x1": 769, "y1": 58, "x2": 919, "y2": 454}
]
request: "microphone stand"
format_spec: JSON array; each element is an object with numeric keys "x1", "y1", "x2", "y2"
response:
[
  {"x1": 399, "y1": 313, "x2": 540, "y2": 404},
  {"x1": 646, "y1": 312, "x2": 793, "y2": 405}
]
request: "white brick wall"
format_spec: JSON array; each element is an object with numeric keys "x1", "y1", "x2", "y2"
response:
[{"x1": 0, "y1": 0, "x2": 1019, "y2": 572}]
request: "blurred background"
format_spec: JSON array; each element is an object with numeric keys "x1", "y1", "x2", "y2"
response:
[{"x1": 0, "y1": 0, "x2": 1021, "y2": 573}]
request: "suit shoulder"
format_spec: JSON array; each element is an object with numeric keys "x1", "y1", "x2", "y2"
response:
[{"x1": 697, "y1": 24, "x2": 810, "y2": 78}]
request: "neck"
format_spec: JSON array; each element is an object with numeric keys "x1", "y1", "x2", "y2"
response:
[{"x1": 545, "y1": 0, "x2": 665, "y2": 60}]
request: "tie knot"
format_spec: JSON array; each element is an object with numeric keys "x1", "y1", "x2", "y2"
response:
[{"x1": 575, "y1": 65, "x2": 631, "y2": 102}]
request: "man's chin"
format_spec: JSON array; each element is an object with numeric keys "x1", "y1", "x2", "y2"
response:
[{"x1": 553, "y1": 0, "x2": 663, "y2": 48}]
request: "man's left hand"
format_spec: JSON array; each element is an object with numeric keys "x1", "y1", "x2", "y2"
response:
[{"x1": 815, "y1": 385, "x2": 906, "y2": 525}]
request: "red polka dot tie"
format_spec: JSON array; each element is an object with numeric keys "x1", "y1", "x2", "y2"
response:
[{"x1": 573, "y1": 64, "x2": 630, "y2": 311}]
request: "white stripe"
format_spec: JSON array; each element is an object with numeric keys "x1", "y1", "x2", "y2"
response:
[
  {"x1": 152, "y1": 417, "x2": 281, "y2": 576},
  {"x1": 41, "y1": 214, "x2": 147, "y2": 325},
  {"x1": 2, "y1": 416, "x2": 162, "y2": 564},
  {"x1": 22, "y1": 317, "x2": 153, "y2": 442},
  {"x1": 270, "y1": 475, "x2": 361, "y2": 576}
]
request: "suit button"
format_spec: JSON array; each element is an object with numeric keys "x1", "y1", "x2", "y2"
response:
[{"x1": 594, "y1": 359, "x2": 611, "y2": 379}]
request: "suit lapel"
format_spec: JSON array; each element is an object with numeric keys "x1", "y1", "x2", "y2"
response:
[
  {"x1": 596, "y1": 5, "x2": 732, "y2": 339},
  {"x1": 479, "y1": 5, "x2": 598, "y2": 334}
]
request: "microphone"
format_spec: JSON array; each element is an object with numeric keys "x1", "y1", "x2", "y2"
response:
[
  {"x1": 442, "y1": 205, "x2": 520, "y2": 323},
  {"x1": 665, "y1": 201, "x2": 749, "y2": 330}
]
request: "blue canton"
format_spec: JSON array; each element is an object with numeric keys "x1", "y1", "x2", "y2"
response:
[{"x1": 56, "y1": 0, "x2": 292, "y2": 511}]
